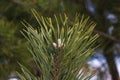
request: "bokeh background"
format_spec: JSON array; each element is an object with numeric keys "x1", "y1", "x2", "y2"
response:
[{"x1": 0, "y1": 0, "x2": 120, "y2": 80}]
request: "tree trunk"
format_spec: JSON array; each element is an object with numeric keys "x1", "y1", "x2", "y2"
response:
[{"x1": 104, "y1": 42, "x2": 119, "y2": 80}]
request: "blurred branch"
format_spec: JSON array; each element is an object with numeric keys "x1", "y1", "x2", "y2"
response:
[{"x1": 94, "y1": 30, "x2": 120, "y2": 43}]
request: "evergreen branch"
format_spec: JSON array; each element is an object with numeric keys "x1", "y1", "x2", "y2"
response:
[{"x1": 18, "y1": 10, "x2": 99, "y2": 80}]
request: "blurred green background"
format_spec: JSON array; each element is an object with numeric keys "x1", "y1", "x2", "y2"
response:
[{"x1": 0, "y1": 0, "x2": 120, "y2": 80}]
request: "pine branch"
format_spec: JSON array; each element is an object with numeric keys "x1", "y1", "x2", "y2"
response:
[{"x1": 18, "y1": 9, "x2": 99, "y2": 80}]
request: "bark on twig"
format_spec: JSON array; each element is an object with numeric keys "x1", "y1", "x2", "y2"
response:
[{"x1": 94, "y1": 30, "x2": 120, "y2": 43}]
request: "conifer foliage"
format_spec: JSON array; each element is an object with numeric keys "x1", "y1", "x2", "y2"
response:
[{"x1": 18, "y1": 9, "x2": 99, "y2": 80}]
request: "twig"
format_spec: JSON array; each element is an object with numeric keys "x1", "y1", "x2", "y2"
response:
[{"x1": 94, "y1": 30, "x2": 120, "y2": 43}]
